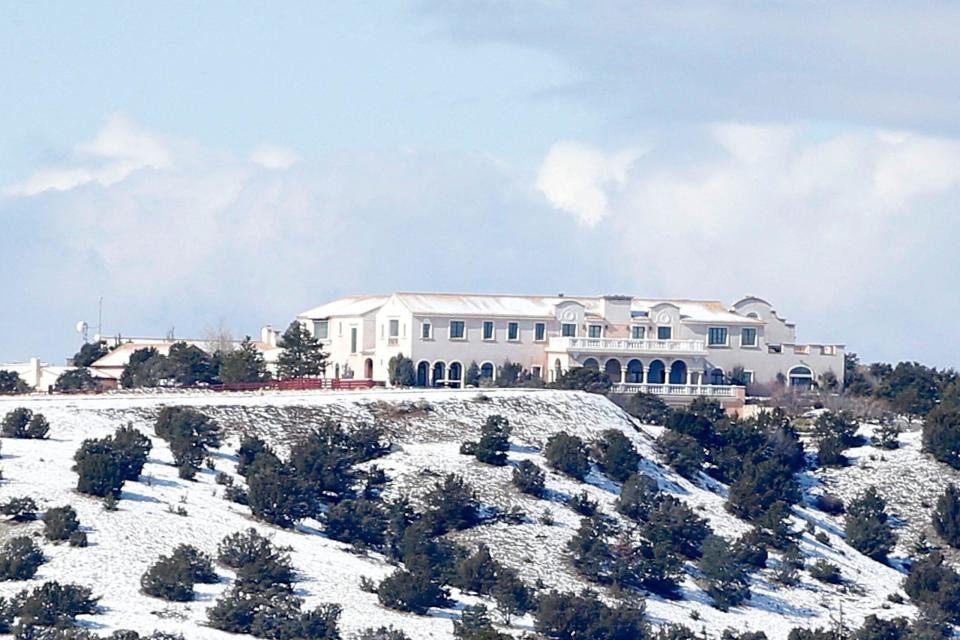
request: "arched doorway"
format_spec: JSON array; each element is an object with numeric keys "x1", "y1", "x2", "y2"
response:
[
  {"x1": 669, "y1": 361, "x2": 687, "y2": 385},
  {"x1": 416, "y1": 361, "x2": 429, "y2": 387},
  {"x1": 480, "y1": 362, "x2": 494, "y2": 380},
  {"x1": 789, "y1": 366, "x2": 813, "y2": 388},
  {"x1": 626, "y1": 359, "x2": 643, "y2": 383},
  {"x1": 364, "y1": 358, "x2": 374, "y2": 379},
  {"x1": 432, "y1": 361, "x2": 446, "y2": 387},
  {"x1": 604, "y1": 359, "x2": 622, "y2": 382},
  {"x1": 710, "y1": 368, "x2": 725, "y2": 385},
  {"x1": 583, "y1": 358, "x2": 600, "y2": 370},
  {"x1": 449, "y1": 362, "x2": 463, "y2": 388},
  {"x1": 648, "y1": 360, "x2": 666, "y2": 384}
]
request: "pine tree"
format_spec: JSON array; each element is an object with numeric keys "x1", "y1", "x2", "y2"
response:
[
  {"x1": 699, "y1": 535, "x2": 751, "y2": 610},
  {"x1": 469, "y1": 415, "x2": 512, "y2": 466},
  {"x1": 387, "y1": 354, "x2": 416, "y2": 387},
  {"x1": 655, "y1": 431, "x2": 704, "y2": 479},
  {"x1": 592, "y1": 429, "x2": 640, "y2": 482},
  {"x1": 465, "y1": 361, "x2": 481, "y2": 387},
  {"x1": 166, "y1": 342, "x2": 217, "y2": 386},
  {"x1": 845, "y1": 486, "x2": 896, "y2": 562},
  {"x1": 218, "y1": 337, "x2": 270, "y2": 384},
  {"x1": 454, "y1": 544, "x2": 499, "y2": 594},
  {"x1": 544, "y1": 432, "x2": 590, "y2": 480},
  {"x1": 924, "y1": 404, "x2": 960, "y2": 470},
  {"x1": 276, "y1": 321, "x2": 328, "y2": 379},
  {"x1": 933, "y1": 484, "x2": 960, "y2": 548},
  {"x1": 616, "y1": 472, "x2": 660, "y2": 522},
  {"x1": 511, "y1": 460, "x2": 546, "y2": 497},
  {"x1": 624, "y1": 392, "x2": 672, "y2": 425},
  {"x1": 0, "y1": 370, "x2": 28, "y2": 393},
  {"x1": 54, "y1": 367, "x2": 98, "y2": 391},
  {"x1": 72, "y1": 341, "x2": 108, "y2": 367}
]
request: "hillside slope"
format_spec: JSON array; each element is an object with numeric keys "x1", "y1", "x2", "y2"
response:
[{"x1": 0, "y1": 389, "x2": 918, "y2": 638}]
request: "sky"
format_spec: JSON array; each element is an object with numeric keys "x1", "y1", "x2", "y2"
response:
[{"x1": 2, "y1": 1, "x2": 959, "y2": 368}]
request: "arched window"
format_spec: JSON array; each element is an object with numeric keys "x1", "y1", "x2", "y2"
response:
[
  {"x1": 582, "y1": 358, "x2": 600, "y2": 370},
  {"x1": 669, "y1": 361, "x2": 687, "y2": 385},
  {"x1": 710, "y1": 368, "x2": 725, "y2": 385},
  {"x1": 432, "y1": 361, "x2": 446, "y2": 387},
  {"x1": 648, "y1": 360, "x2": 666, "y2": 384},
  {"x1": 449, "y1": 362, "x2": 463, "y2": 388},
  {"x1": 627, "y1": 359, "x2": 643, "y2": 383},
  {"x1": 416, "y1": 361, "x2": 429, "y2": 387},
  {"x1": 789, "y1": 366, "x2": 813, "y2": 388},
  {"x1": 480, "y1": 362, "x2": 495, "y2": 380},
  {"x1": 604, "y1": 359, "x2": 622, "y2": 381}
]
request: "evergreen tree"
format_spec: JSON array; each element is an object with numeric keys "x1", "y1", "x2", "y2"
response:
[
  {"x1": 551, "y1": 367, "x2": 613, "y2": 394},
  {"x1": 422, "y1": 474, "x2": 480, "y2": 534},
  {"x1": 817, "y1": 433, "x2": 848, "y2": 467},
  {"x1": 72, "y1": 341, "x2": 108, "y2": 367},
  {"x1": 495, "y1": 361, "x2": 523, "y2": 387},
  {"x1": 0, "y1": 370, "x2": 29, "y2": 393},
  {"x1": 567, "y1": 515, "x2": 615, "y2": 582},
  {"x1": 875, "y1": 418, "x2": 901, "y2": 450},
  {"x1": 464, "y1": 415, "x2": 512, "y2": 466},
  {"x1": 646, "y1": 494, "x2": 712, "y2": 559},
  {"x1": 845, "y1": 486, "x2": 896, "y2": 562},
  {"x1": 699, "y1": 535, "x2": 750, "y2": 611},
  {"x1": 726, "y1": 458, "x2": 800, "y2": 521},
  {"x1": 655, "y1": 430, "x2": 704, "y2": 479},
  {"x1": 112, "y1": 424, "x2": 152, "y2": 481},
  {"x1": 15, "y1": 582, "x2": 98, "y2": 627},
  {"x1": 376, "y1": 569, "x2": 448, "y2": 614},
  {"x1": 165, "y1": 342, "x2": 216, "y2": 386},
  {"x1": 624, "y1": 392, "x2": 672, "y2": 425},
  {"x1": 511, "y1": 460, "x2": 546, "y2": 497},
  {"x1": 592, "y1": 429, "x2": 641, "y2": 482},
  {"x1": 44, "y1": 506, "x2": 80, "y2": 542},
  {"x1": 387, "y1": 354, "x2": 416, "y2": 387},
  {"x1": 616, "y1": 473, "x2": 660, "y2": 523},
  {"x1": 73, "y1": 438, "x2": 126, "y2": 497},
  {"x1": 2, "y1": 408, "x2": 49, "y2": 439},
  {"x1": 0, "y1": 536, "x2": 44, "y2": 580},
  {"x1": 120, "y1": 347, "x2": 169, "y2": 388},
  {"x1": 453, "y1": 603, "x2": 513, "y2": 640},
  {"x1": 54, "y1": 367, "x2": 98, "y2": 391},
  {"x1": 246, "y1": 458, "x2": 315, "y2": 528},
  {"x1": 465, "y1": 361, "x2": 481, "y2": 387},
  {"x1": 217, "y1": 337, "x2": 270, "y2": 384},
  {"x1": 814, "y1": 411, "x2": 860, "y2": 447},
  {"x1": 491, "y1": 568, "x2": 533, "y2": 623},
  {"x1": 217, "y1": 529, "x2": 295, "y2": 591},
  {"x1": 923, "y1": 404, "x2": 960, "y2": 470},
  {"x1": 933, "y1": 484, "x2": 960, "y2": 548},
  {"x1": 544, "y1": 432, "x2": 590, "y2": 480},
  {"x1": 534, "y1": 590, "x2": 647, "y2": 640},
  {"x1": 904, "y1": 551, "x2": 960, "y2": 623},
  {"x1": 324, "y1": 498, "x2": 387, "y2": 548},
  {"x1": 276, "y1": 321, "x2": 328, "y2": 379},
  {"x1": 141, "y1": 545, "x2": 217, "y2": 602},
  {"x1": 611, "y1": 533, "x2": 684, "y2": 597},
  {"x1": 454, "y1": 544, "x2": 499, "y2": 594}
]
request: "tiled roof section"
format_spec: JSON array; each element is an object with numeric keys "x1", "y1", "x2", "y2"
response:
[
  {"x1": 299, "y1": 292, "x2": 762, "y2": 325},
  {"x1": 299, "y1": 295, "x2": 391, "y2": 319}
]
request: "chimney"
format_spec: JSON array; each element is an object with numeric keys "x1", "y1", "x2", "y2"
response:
[{"x1": 261, "y1": 325, "x2": 278, "y2": 348}]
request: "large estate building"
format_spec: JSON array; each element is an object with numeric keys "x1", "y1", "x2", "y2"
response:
[{"x1": 295, "y1": 292, "x2": 845, "y2": 404}]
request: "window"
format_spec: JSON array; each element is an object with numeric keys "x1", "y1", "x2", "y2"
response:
[
  {"x1": 708, "y1": 327, "x2": 728, "y2": 346},
  {"x1": 508, "y1": 322, "x2": 520, "y2": 341},
  {"x1": 631, "y1": 326, "x2": 645, "y2": 340},
  {"x1": 350, "y1": 327, "x2": 358, "y2": 353},
  {"x1": 588, "y1": 325, "x2": 602, "y2": 338},
  {"x1": 657, "y1": 326, "x2": 672, "y2": 340},
  {"x1": 483, "y1": 321, "x2": 495, "y2": 340},
  {"x1": 421, "y1": 321, "x2": 432, "y2": 339},
  {"x1": 534, "y1": 322, "x2": 546, "y2": 341},
  {"x1": 741, "y1": 327, "x2": 757, "y2": 347},
  {"x1": 389, "y1": 319, "x2": 399, "y2": 338},
  {"x1": 313, "y1": 320, "x2": 328, "y2": 340},
  {"x1": 450, "y1": 320, "x2": 466, "y2": 340},
  {"x1": 743, "y1": 370, "x2": 755, "y2": 384},
  {"x1": 531, "y1": 366, "x2": 542, "y2": 379},
  {"x1": 561, "y1": 323, "x2": 577, "y2": 337}
]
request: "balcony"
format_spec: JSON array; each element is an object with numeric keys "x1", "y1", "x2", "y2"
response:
[
  {"x1": 610, "y1": 382, "x2": 744, "y2": 401},
  {"x1": 547, "y1": 336, "x2": 707, "y2": 356}
]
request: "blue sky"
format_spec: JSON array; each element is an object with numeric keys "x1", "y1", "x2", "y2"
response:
[{"x1": 2, "y1": 1, "x2": 960, "y2": 368}]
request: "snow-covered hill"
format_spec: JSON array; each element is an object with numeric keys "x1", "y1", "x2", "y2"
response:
[{"x1": 0, "y1": 389, "x2": 921, "y2": 638}]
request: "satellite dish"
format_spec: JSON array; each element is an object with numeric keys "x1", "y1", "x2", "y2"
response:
[{"x1": 76, "y1": 321, "x2": 88, "y2": 334}]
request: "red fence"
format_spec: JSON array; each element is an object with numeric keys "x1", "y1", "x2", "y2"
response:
[{"x1": 3, "y1": 378, "x2": 381, "y2": 397}]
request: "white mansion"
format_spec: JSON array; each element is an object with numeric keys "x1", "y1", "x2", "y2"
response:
[{"x1": 293, "y1": 292, "x2": 844, "y2": 404}]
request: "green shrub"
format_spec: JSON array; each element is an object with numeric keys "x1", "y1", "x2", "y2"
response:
[
  {"x1": 15, "y1": 581, "x2": 98, "y2": 627},
  {"x1": 44, "y1": 506, "x2": 80, "y2": 542},
  {"x1": 624, "y1": 392, "x2": 672, "y2": 426},
  {"x1": 934, "y1": 484, "x2": 960, "y2": 547},
  {"x1": 656, "y1": 430, "x2": 704, "y2": 479},
  {"x1": 808, "y1": 560, "x2": 842, "y2": 584},
  {"x1": 324, "y1": 498, "x2": 387, "y2": 548},
  {"x1": 0, "y1": 536, "x2": 44, "y2": 580},
  {"x1": 461, "y1": 415, "x2": 512, "y2": 466},
  {"x1": 845, "y1": 486, "x2": 896, "y2": 562},
  {"x1": 0, "y1": 497, "x2": 37, "y2": 522},
  {"x1": 544, "y1": 432, "x2": 590, "y2": 480},
  {"x1": 699, "y1": 536, "x2": 750, "y2": 610},
  {"x1": 592, "y1": 429, "x2": 640, "y2": 482},
  {"x1": 74, "y1": 438, "x2": 126, "y2": 497},
  {"x1": 217, "y1": 529, "x2": 294, "y2": 590},
  {"x1": 1, "y1": 408, "x2": 49, "y2": 439},
  {"x1": 924, "y1": 405, "x2": 960, "y2": 470},
  {"x1": 511, "y1": 460, "x2": 545, "y2": 497},
  {"x1": 376, "y1": 569, "x2": 447, "y2": 614}
]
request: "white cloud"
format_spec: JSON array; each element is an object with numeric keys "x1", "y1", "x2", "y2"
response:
[
  {"x1": 6, "y1": 114, "x2": 174, "y2": 196},
  {"x1": 536, "y1": 124, "x2": 960, "y2": 321},
  {"x1": 249, "y1": 145, "x2": 302, "y2": 170},
  {"x1": 536, "y1": 141, "x2": 642, "y2": 226}
]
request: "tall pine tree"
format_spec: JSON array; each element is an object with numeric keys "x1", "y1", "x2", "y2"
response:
[
  {"x1": 276, "y1": 321, "x2": 328, "y2": 379},
  {"x1": 218, "y1": 337, "x2": 270, "y2": 384}
]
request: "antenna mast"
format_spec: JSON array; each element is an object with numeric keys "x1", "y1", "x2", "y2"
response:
[{"x1": 97, "y1": 297, "x2": 103, "y2": 341}]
